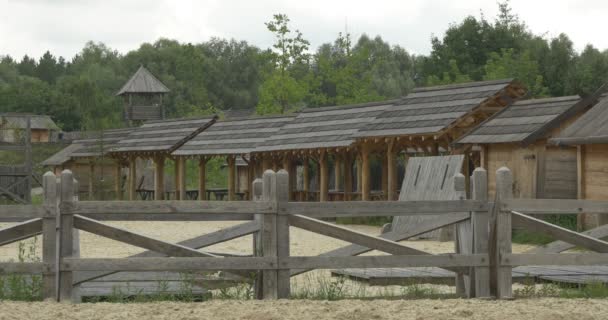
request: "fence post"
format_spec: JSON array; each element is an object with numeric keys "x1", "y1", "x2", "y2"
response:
[
  {"x1": 471, "y1": 167, "x2": 490, "y2": 298},
  {"x1": 452, "y1": 173, "x2": 467, "y2": 297},
  {"x1": 261, "y1": 170, "x2": 278, "y2": 299},
  {"x1": 275, "y1": 169, "x2": 290, "y2": 298},
  {"x1": 72, "y1": 178, "x2": 81, "y2": 302},
  {"x1": 42, "y1": 171, "x2": 57, "y2": 301},
  {"x1": 252, "y1": 178, "x2": 264, "y2": 299},
  {"x1": 58, "y1": 170, "x2": 75, "y2": 302},
  {"x1": 494, "y1": 167, "x2": 513, "y2": 299}
]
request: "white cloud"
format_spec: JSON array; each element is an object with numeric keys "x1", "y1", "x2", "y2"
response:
[{"x1": 0, "y1": 0, "x2": 605, "y2": 60}]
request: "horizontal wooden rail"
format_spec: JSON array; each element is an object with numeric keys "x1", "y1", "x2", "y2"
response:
[
  {"x1": 281, "y1": 254, "x2": 488, "y2": 269},
  {"x1": 502, "y1": 253, "x2": 608, "y2": 266},
  {"x1": 504, "y1": 199, "x2": 608, "y2": 214},
  {"x1": 284, "y1": 200, "x2": 488, "y2": 217},
  {"x1": 62, "y1": 201, "x2": 273, "y2": 221},
  {"x1": 0, "y1": 205, "x2": 47, "y2": 222},
  {"x1": 0, "y1": 218, "x2": 43, "y2": 246},
  {"x1": 0, "y1": 262, "x2": 49, "y2": 274}
]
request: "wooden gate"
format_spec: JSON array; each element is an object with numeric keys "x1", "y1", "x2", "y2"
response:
[{"x1": 0, "y1": 117, "x2": 32, "y2": 204}]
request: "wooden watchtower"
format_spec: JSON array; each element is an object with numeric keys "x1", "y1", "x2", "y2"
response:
[{"x1": 117, "y1": 66, "x2": 170, "y2": 126}]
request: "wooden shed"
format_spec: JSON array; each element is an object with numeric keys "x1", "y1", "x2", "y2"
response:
[
  {"x1": 172, "y1": 115, "x2": 295, "y2": 200},
  {"x1": 551, "y1": 92, "x2": 608, "y2": 228},
  {"x1": 0, "y1": 113, "x2": 60, "y2": 143},
  {"x1": 457, "y1": 94, "x2": 602, "y2": 200}
]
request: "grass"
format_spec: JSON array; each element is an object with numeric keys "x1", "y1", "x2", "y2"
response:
[
  {"x1": 0, "y1": 238, "x2": 43, "y2": 301},
  {"x1": 515, "y1": 277, "x2": 608, "y2": 299},
  {"x1": 512, "y1": 214, "x2": 578, "y2": 245}
]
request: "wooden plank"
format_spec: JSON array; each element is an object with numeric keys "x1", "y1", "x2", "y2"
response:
[
  {"x1": 525, "y1": 224, "x2": 608, "y2": 254},
  {"x1": 0, "y1": 205, "x2": 47, "y2": 221},
  {"x1": 0, "y1": 218, "x2": 42, "y2": 246},
  {"x1": 495, "y1": 167, "x2": 512, "y2": 299},
  {"x1": 198, "y1": 158, "x2": 207, "y2": 200},
  {"x1": 452, "y1": 173, "x2": 468, "y2": 297},
  {"x1": 504, "y1": 199, "x2": 608, "y2": 214},
  {"x1": 512, "y1": 211, "x2": 608, "y2": 253},
  {"x1": 42, "y1": 172, "x2": 57, "y2": 301},
  {"x1": 261, "y1": 170, "x2": 278, "y2": 299},
  {"x1": 128, "y1": 156, "x2": 136, "y2": 201},
  {"x1": 0, "y1": 262, "x2": 47, "y2": 274},
  {"x1": 471, "y1": 168, "x2": 490, "y2": 298},
  {"x1": 283, "y1": 200, "x2": 487, "y2": 217},
  {"x1": 502, "y1": 253, "x2": 608, "y2": 266},
  {"x1": 59, "y1": 170, "x2": 74, "y2": 302},
  {"x1": 319, "y1": 152, "x2": 328, "y2": 202},
  {"x1": 154, "y1": 156, "x2": 165, "y2": 200},
  {"x1": 361, "y1": 146, "x2": 370, "y2": 201},
  {"x1": 281, "y1": 254, "x2": 488, "y2": 269},
  {"x1": 275, "y1": 170, "x2": 290, "y2": 299},
  {"x1": 227, "y1": 156, "x2": 236, "y2": 201},
  {"x1": 63, "y1": 257, "x2": 275, "y2": 271}
]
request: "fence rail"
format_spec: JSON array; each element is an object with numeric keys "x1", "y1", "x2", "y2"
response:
[{"x1": 0, "y1": 167, "x2": 606, "y2": 302}]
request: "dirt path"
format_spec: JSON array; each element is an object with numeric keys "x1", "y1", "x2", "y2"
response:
[{"x1": 0, "y1": 299, "x2": 606, "y2": 320}]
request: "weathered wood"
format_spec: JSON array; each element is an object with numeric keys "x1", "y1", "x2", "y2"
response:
[
  {"x1": 319, "y1": 152, "x2": 328, "y2": 202},
  {"x1": 290, "y1": 212, "x2": 470, "y2": 276},
  {"x1": 511, "y1": 211, "x2": 608, "y2": 253},
  {"x1": 283, "y1": 200, "x2": 487, "y2": 217},
  {"x1": 114, "y1": 164, "x2": 122, "y2": 200},
  {"x1": 154, "y1": 156, "x2": 165, "y2": 200},
  {"x1": 59, "y1": 170, "x2": 74, "y2": 302},
  {"x1": 261, "y1": 170, "x2": 278, "y2": 299},
  {"x1": 381, "y1": 154, "x2": 388, "y2": 200},
  {"x1": 504, "y1": 199, "x2": 608, "y2": 214},
  {"x1": 128, "y1": 156, "x2": 137, "y2": 201},
  {"x1": 42, "y1": 172, "x2": 57, "y2": 301},
  {"x1": 0, "y1": 262, "x2": 47, "y2": 274},
  {"x1": 63, "y1": 257, "x2": 275, "y2": 271},
  {"x1": 525, "y1": 224, "x2": 608, "y2": 254},
  {"x1": 88, "y1": 161, "x2": 94, "y2": 200},
  {"x1": 334, "y1": 155, "x2": 342, "y2": 192},
  {"x1": 174, "y1": 158, "x2": 180, "y2": 200},
  {"x1": 502, "y1": 253, "x2": 608, "y2": 266},
  {"x1": 343, "y1": 153, "x2": 353, "y2": 200},
  {"x1": 178, "y1": 156, "x2": 187, "y2": 201},
  {"x1": 275, "y1": 170, "x2": 290, "y2": 298},
  {"x1": 228, "y1": 156, "x2": 236, "y2": 201},
  {"x1": 0, "y1": 218, "x2": 42, "y2": 246},
  {"x1": 24, "y1": 117, "x2": 32, "y2": 203},
  {"x1": 198, "y1": 158, "x2": 207, "y2": 200},
  {"x1": 0, "y1": 205, "x2": 47, "y2": 221},
  {"x1": 281, "y1": 254, "x2": 488, "y2": 269},
  {"x1": 252, "y1": 177, "x2": 264, "y2": 299},
  {"x1": 452, "y1": 173, "x2": 468, "y2": 297},
  {"x1": 361, "y1": 146, "x2": 370, "y2": 201},
  {"x1": 471, "y1": 168, "x2": 490, "y2": 298},
  {"x1": 387, "y1": 141, "x2": 397, "y2": 201},
  {"x1": 576, "y1": 145, "x2": 585, "y2": 229},
  {"x1": 495, "y1": 167, "x2": 512, "y2": 299},
  {"x1": 302, "y1": 157, "x2": 310, "y2": 198}
]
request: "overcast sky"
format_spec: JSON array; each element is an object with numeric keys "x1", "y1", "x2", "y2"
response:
[{"x1": 1, "y1": 0, "x2": 607, "y2": 60}]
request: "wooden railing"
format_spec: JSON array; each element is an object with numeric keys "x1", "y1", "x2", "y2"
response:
[{"x1": 0, "y1": 167, "x2": 607, "y2": 302}]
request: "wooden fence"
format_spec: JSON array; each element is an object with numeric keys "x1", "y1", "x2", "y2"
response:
[{"x1": 0, "y1": 167, "x2": 607, "y2": 301}]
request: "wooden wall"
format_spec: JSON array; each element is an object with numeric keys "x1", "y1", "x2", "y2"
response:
[
  {"x1": 486, "y1": 144, "x2": 538, "y2": 199},
  {"x1": 579, "y1": 144, "x2": 608, "y2": 228},
  {"x1": 541, "y1": 147, "x2": 577, "y2": 199}
]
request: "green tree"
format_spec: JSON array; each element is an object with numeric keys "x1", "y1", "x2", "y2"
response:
[{"x1": 483, "y1": 48, "x2": 548, "y2": 97}]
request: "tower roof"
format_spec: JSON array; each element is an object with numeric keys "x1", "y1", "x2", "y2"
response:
[{"x1": 116, "y1": 65, "x2": 170, "y2": 96}]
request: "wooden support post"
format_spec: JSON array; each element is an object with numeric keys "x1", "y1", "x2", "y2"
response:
[
  {"x1": 319, "y1": 151, "x2": 328, "y2": 202},
  {"x1": 252, "y1": 178, "x2": 264, "y2": 299},
  {"x1": 261, "y1": 170, "x2": 278, "y2": 299},
  {"x1": 154, "y1": 156, "x2": 165, "y2": 200},
  {"x1": 361, "y1": 146, "x2": 371, "y2": 201},
  {"x1": 381, "y1": 154, "x2": 388, "y2": 200},
  {"x1": 275, "y1": 170, "x2": 290, "y2": 298},
  {"x1": 282, "y1": 157, "x2": 294, "y2": 201},
  {"x1": 356, "y1": 156, "x2": 362, "y2": 193},
  {"x1": 247, "y1": 158, "x2": 256, "y2": 200},
  {"x1": 480, "y1": 145, "x2": 488, "y2": 169},
  {"x1": 302, "y1": 157, "x2": 310, "y2": 201},
  {"x1": 464, "y1": 152, "x2": 471, "y2": 198},
  {"x1": 228, "y1": 156, "x2": 236, "y2": 201},
  {"x1": 174, "y1": 158, "x2": 180, "y2": 200},
  {"x1": 262, "y1": 155, "x2": 272, "y2": 172},
  {"x1": 59, "y1": 170, "x2": 75, "y2": 302},
  {"x1": 88, "y1": 161, "x2": 94, "y2": 200},
  {"x1": 453, "y1": 173, "x2": 468, "y2": 297},
  {"x1": 344, "y1": 153, "x2": 353, "y2": 201},
  {"x1": 114, "y1": 163, "x2": 122, "y2": 200},
  {"x1": 24, "y1": 117, "x2": 32, "y2": 203},
  {"x1": 128, "y1": 156, "x2": 137, "y2": 201},
  {"x1": 334, "y1": 155, "x2": 342, "y2": 191},
  {"x1": 494, "y1": 167, "x2": 513, "y2": 299},
  {"x1": 198, "y1": 158, "x2": 207, "y2": 201},
  {"x1": 178, "y1": 156, "x2": 187, "y2": 201},
  {"x1": 472, "y1": 167, "x2": 490, "y2": 298},
  {"x1": 577, "y1": 145, "x2": 586, "y2": 230},
  {"x1": 430, "y1": 143, "x2": 439, "y2": 156},
  {"x1": 387, "y1": 141, "x2": 397, "y2": 201},
  {"x1": 42, "y1": 172, "x2": 57, "y2": 301}
]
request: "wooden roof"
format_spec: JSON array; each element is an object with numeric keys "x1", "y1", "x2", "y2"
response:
[
  {"x1": 353, "y1": 79, "x2": 524, "y2": 139},
  {"x1": 173, "y1": 115, "x2": 294, "y2": 156},
  {"x1": 457, "y1": 95, "x2": 584, "y2": 145},
  {"x1": 0, "y1": 113, "x2": 60, "y2": 130},
  {"x1": 41, "y1": 143, "x2": 83, "y2": 166},
  {"x1": 551, "y1": 94, "x2": 608, "y2": 145},
  {"x1": 111, "y1": 116, "x2": 218, "y2": 155},
  {"x1": 116, "y1": 66, "x2": 170, "y2": 96},
  {"x1": 254, "y1": 100, "x2": 395, "y2": 152}
]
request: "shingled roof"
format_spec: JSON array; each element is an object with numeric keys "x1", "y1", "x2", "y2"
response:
[
  {"x1": 41, "y1": 143, "x2": 83, "y2": 166},
  {"x1": 173, "y1": 115, "x2": 295, "y2": 156},
  {"x1": 457, "y1": 95, "x2": 585, "y2": 145},
  {"x1": 551, "y1": 95, "x2": 608, "y2": 145},
  {"x1": 116, "y1": 66, "x2": 170, "y2": 96},
  {"x1": 354, "y1": 79, "x2": 524, "y2": 139},
  {"x1": 255, "y1": 100, "x2": 395, "y2": 152},
  {"x1": 112, "y1": 116, "x2": 218, "y2": 154},
  {"x1": 0, "y1": 113, "x2": 60, "y2": 130}
]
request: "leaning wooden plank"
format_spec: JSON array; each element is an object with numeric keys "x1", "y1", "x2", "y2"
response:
[
  {"x1": 62, "y1": 257, "x2": 275, "y2": 271},
  {"x1": 290, "y1": 212, "x2": 469, "y2": 276},
  {"x1": 66, "y1": 201, "x2": 273, "y2": 216},
  {"x1": 284, "y1": 200, "x2": 486, "y2": 217},
  {"x1": 0, "y1": 205, "x2": 47, "y2": 222},
  {"x1": 502, "y1": 253, "x2": 608, "y2": 266},
  {"x1": 0, "y1": 218, "x2": 42, "y2": 246},
  {"x1": 525, "y1": 224, "x2": 608, "y2": 254},
  {"x1": 504, "y1": 199, "x2": 608, "y2": 214},
  {"x1": 73, "y1": 220, "x2": 259, "y2": 284},
  {"x1": 512, "y1": 211, "x2": 608, "y2": 253},
  {"x1": 281, "y1": 254, "x2": 488, "y2": 269},
  {"x1": 0, "y1": 262, "x2": 47, "y2": 274},
  {"x1": 289, "y1": 215, "x2": 470, "y2": 273}
]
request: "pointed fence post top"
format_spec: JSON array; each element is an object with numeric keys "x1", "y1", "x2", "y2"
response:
[
  {"x1": 42, "y1": 171, "x2": 57, "y2": 206},
  {"x1": 453, "y1": 173, "x2": 466, "y2": 193}
]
